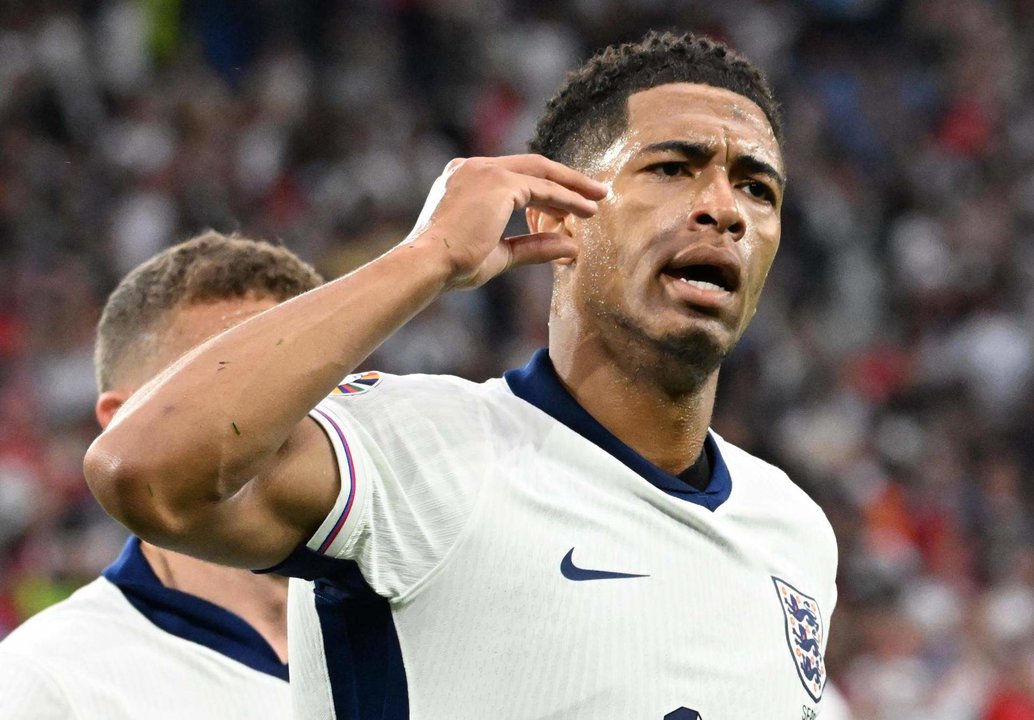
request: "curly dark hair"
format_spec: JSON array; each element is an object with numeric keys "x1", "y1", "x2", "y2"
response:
[
  {"x1": 95, "y1": 231, "x2": 323, "y2": 391},
  {"x1": 530, "y1": 31, "x2": 783, "y2": 169}
]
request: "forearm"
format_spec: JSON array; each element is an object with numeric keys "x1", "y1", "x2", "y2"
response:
[
  {"x1": 86, "y1": 240, "x2": 451, "y2": 527},
  {"x1": 85, "y1": 153, "x2": 602, "y2": 555}
]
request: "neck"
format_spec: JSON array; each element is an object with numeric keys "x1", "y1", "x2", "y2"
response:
[
  {"x1": 139, "y1": 542, "x2": 289, "y2": 663},
  {"x1": 548, "y1": 324, "x2": 718, "y2": 476}
]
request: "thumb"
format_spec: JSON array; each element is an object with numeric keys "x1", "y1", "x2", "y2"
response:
[{"x1": 504, "y1": 233, "x2": 578, "y2": 269}]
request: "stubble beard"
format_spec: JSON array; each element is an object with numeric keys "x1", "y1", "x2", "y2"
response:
[{"x1": 595, "y1": 300, "x2": 729, "y2": 395}]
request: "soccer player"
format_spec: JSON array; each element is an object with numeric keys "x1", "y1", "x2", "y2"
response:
[
  {"x1": 0, "y1": 232, "x2": 322, "y2": 719},
  {"x1": 86, "y1": 32, "x2": 840, "y2": 719}
]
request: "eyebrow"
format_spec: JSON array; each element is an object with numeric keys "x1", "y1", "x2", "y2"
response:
[{"x1": 638, "y1": 140, "x2": 785, "y2": 190}]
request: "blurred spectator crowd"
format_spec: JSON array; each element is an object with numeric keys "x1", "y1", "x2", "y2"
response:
[{"x1": 0, "y1": 0, "x2": 1032, "y2": 718}]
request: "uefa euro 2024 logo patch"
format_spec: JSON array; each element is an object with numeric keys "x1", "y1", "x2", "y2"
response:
[
  {"x1": 772, "y1": 577, "x2": 826, "y2": 702},
  {"x1": 331, "y1": 371, "x2": 382, "y2": 396}
]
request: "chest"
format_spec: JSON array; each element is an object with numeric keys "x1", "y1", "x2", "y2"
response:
[{"x1": 390, "y1": 428, "x2": 831, "y2": 719}]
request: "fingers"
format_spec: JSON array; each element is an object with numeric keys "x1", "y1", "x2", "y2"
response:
[
  {"x1": 415, "y1": 154, "x2": 602, "y2": 287},
  {"x1": 503, "y1": 233, "x2": 578, "y2": 269},
  {"x1": 440, "y1": 155, "x2": 605, "y2": 219},
  {"x1": 521, "y1": 175, "x2": 599, "y2": 218},
  {"x1": 493, "y1": 154, "x2": 608, "y2": 200},
  {"x1": 447, "y1": 154, "x2": 608, "y2": 202}
]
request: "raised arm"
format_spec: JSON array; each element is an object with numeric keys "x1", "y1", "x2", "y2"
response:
[{"x1": 84, "y1": 155, "x2": 606, "y2": 569}]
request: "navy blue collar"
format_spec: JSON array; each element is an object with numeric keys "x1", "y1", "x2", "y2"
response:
[
  {"x1": 103, "y1": 537, "x2": 289, "y2": 681},
  {"x1": 503, "y1": 349, "x2": 732, "y2": 511}
]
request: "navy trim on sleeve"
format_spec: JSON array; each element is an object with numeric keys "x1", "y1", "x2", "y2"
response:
[
  {"x1": 103, "y1": 537, "x2": 289, "y2": 681},
  {"x1": 257, "y1": 544, "x2": 379, "y2": 600},
  {"x1": 261, "y1": 545, "x2": 410, "y2": 718},
  {"x1": 503, "y1": 348, "x2": 732, "y2": 511},
  {"x1": 313, "y1": 572, "x2": 410, "y2": 720}
]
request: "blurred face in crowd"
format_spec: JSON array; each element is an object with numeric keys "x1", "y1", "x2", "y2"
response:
[
  {"x1": 549, "y1": 82, "x2": 784, "y2": 381},
  {"x1": 96, "y1": 296, "x2": 277, "y2": 426}
]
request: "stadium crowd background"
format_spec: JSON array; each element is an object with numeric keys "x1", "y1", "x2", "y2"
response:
[{"x1": 0, "y1": 0, "x2": 1032, "y2": 717}]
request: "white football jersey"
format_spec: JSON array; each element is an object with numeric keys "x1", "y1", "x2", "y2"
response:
[
  {"x1": 0, "y1": 538, "x2": 290, "y2": 719},
  {"x1": 274, "y1": 351, "x2": 838, "y2": 720}
]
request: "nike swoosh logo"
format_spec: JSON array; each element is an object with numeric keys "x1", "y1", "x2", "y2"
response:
[{"x1": 560, "y1": 548, "x2": 649, "y2": 581}]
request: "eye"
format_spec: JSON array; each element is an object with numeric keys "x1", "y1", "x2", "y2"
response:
[
  {"x1": 648, "y1": 161, "x2": 688, "y2": 178},
  {"x1": 742, "y1": 180, "x2": 776, "y2": 204}
]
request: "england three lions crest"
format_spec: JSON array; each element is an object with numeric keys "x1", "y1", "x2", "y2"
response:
[{"x1": 772, "y1": 577, "x2": 826, "y2": 702}]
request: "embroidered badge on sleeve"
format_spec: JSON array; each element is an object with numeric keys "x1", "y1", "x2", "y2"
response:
[{"x1": 331, "y1": 371, "x2": 383, "y2": 396}]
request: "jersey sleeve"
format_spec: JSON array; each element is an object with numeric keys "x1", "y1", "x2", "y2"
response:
[
  {"x1": 0, "y1": 652, "x2": 75, "y2": 719},
  {"x1": 294, "y1": 372, "x2": 493, "y2": 599}
]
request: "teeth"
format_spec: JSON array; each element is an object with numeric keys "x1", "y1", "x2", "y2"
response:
[{"x1": 678, "y1": 277, "x2": 725, "y2": 292}]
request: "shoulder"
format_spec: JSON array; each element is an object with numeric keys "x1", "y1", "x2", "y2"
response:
[
  {"x1": 0, "y1": 577, "x2": 144, "y2": 706},
  {"x1": 316, "y1": 370, "x2": 525, "y2": 439},
  {"x1": 0, "y1": 650, "x2": 75, "y2": 718},
  {"x1": 303, "y1": 373, "x2": 521, "y2": 592},
  {"x1": 718, "y1": 433, "x2": 830, "y2": 524},
  {"x1": 716, "y1": 433, "x2": 838, "y2": 576},
  {"x1": 320, "y1": 370, "x2": 495, "y2": 414},
  {"x1": 0, "y1": 578, "x2": 147, "y2": 662},
  {"x1": 328, "y1": 369, "x2": 485, "y2": 398}
]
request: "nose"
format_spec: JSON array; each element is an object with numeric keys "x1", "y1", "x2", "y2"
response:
[{"x1": 688, "y1": 173, "x2": 745, "y2": 241}]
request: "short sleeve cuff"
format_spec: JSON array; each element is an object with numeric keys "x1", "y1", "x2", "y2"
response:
[{"x1": 306, "y1": 402, "x2": 371, "y2": 559}]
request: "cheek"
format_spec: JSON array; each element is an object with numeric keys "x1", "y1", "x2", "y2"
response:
[
  {"x1": 574, "y1": 205, "x2": 632, "y2": 271},
  {"x1": 568, "y1": 217, "x2": 620, "y2": 300},
  {"x1": 744, "y1": 233, "x2": 780, "y2": 301},
  {"x1": 572, "y1": 194, "x2": 685, "y2": 299}
]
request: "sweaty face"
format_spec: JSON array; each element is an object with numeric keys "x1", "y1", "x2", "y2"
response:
[{"x1": 561, "y1": 83, "x2": 784, "y2": 375}]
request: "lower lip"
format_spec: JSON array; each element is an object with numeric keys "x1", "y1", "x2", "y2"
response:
[{"x1": 661, "y1": 274, "x2": 736, "y2": 310}]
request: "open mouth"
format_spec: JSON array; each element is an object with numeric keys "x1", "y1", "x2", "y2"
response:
[{"x1": 662, "y1": 263, "x2": 739, "y2": 293}]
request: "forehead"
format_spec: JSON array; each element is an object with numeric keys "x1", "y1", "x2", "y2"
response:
[{"x1": 622, "y1": 83, "x2": 782, "y2": 170}]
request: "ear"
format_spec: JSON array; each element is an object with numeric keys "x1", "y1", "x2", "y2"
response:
[
  {"x1": 96, "y1": 391, "x2": 130, "y2": 430},
  {"x1": 525, "y1": 208, "x2": 577, "y2": 266}
]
